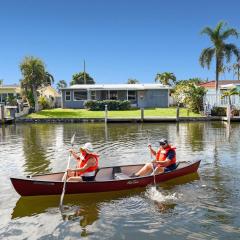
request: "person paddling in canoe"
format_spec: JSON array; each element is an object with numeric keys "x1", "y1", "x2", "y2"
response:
[
  {"x1": 132, "y1": 138, "x2": 177, "y2": 177},
  {"x1": 67, "y1": 142, "x2": 99, "y2": 182}
]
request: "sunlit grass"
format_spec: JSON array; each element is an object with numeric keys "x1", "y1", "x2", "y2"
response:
[{"x1": 26, "y1": 107, "x2": 201, "y2": 118}]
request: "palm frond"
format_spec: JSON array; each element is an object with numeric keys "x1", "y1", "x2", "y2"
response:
[
  {"x1": 199, "y1": 47, "x2": 215, "y2": 68},
  {"x1": 221, "y1": 28, "x2": 239, "y2": 40},
  {"x1": 224, "y1": 44, "x2": 240, "y2": 62},
  {"x1": 215, "y1": 21, "x2": 226, "y2": 35},
  {"x1": 201, "y1": 27, "x2": 214, "y2": 36}
]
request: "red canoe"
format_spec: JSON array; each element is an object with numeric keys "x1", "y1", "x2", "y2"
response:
[{"x1": 10, "y1": 160, "x2": 201, "y2": 196}]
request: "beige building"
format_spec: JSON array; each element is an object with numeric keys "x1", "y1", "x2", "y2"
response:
[
  {"x1": 38, "y1": 85, "x2": 61, "y2": 108},
  {"x1": 0, "y1": 84, "x2": 21, "y2": 104}
]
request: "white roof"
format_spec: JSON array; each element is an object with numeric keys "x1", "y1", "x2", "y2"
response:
[
  {"x1": 221, "y1": 83, "x2": 240, "y2": 89},
  {"x1": 62, "y1": 83, "x2": 171, "y2": 90}
]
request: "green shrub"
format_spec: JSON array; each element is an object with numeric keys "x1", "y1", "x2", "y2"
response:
[
  {"x1": 38, "y1": 96, "x2": 50, "y2": 109},
  {"x1": 6, "y1": 95, "x2": 17, "y2": 106},
  {"x1": 84, "y1": 100, "x2": 131, "y2": 110},
  {"x1": 211, "y1": 106, "x2": 226, "y2": 116}
]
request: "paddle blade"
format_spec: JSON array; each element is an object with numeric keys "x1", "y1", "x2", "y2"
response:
[{"x1": 70, "y1": 133, "x2": 75, "y2": 146}]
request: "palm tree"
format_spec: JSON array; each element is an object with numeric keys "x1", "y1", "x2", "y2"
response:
[
  {"x1": 155, "y1": 72, "x2": 176, "y2": 86},
  {"x1": 44, "y1": 72, "x2": 54, "y2": 85},
  {"x1": 221, "y1": 87, "x2": 240, "y2": 106},
  {"x1": 0, "y1": 79, "x2": 3, "y2": 85},
  {"x1": 232, "y1": 59, "x2": 240, "y2": 80},
  {"x1": 199, "y1": 21, "x2": 239, "y2": 99},
  {"x1": 20, "y1": 56, "x2": 54, "y2": 112},
  {"x1": 127, "y1": 78, "x2": 139, "y2": 84},
  {"x1": 56, "y1": 80, "x2": 67, "y2": 92}
]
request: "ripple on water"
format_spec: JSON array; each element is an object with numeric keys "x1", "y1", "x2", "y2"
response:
[{"x1": 1, "y1": 122, "x2": 240, "y2": 239}]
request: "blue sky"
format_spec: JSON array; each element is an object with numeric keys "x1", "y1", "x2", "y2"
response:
[{"x1": 1, "y1": 0, "x2": 240, "y2": 86}]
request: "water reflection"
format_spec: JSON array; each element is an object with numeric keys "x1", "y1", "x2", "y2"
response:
[
  {"x1": 12, "y1": 189, "x2": 144, "y2": 237},
  {"x1": 2, "y1": 122, "x2": 240, "y2": 240},
  {"x1": 22, "y1": 125, "x2": 53, "y2": 174}
]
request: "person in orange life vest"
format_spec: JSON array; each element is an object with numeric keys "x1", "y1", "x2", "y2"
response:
[
  {"x1": 132, "y1": 138, "x2": 177, "y2": 177},
  {"x1": 67, "y1": 142, "x2": 99, "y2": 182}
]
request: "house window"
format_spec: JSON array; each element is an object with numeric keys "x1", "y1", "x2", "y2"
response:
[
  {"x1": 0, "y1": 93, "x2": 8, "y2": 102},
  {"x1": 74, "y1": 90, "x2": 87, "y2": 100},
  {"x1": 65, "y1": 91, "x2": 71, "y2": 101},
  {"x1": 109, "y1": 90, "x2": 118, "y2": 100},
  {"x1": 128, "y1": 90, "x2": 136, "y2": 101},
  {"x1": 91, "y1": 91, "x2": 96, "y2": 100}
]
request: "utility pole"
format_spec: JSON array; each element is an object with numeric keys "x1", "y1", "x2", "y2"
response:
[{"x1": 84, "y1": 60, "x2": 86, "y2": 84}]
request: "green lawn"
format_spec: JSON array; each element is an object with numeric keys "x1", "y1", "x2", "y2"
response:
[{"x1": 26, "y1": 108, "x2": 201, "y2": 118}]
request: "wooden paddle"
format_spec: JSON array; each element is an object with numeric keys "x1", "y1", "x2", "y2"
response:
[
  {"x1": 147, "y1": 130, "x2": 156, "y2": 187},
  {"x1": 59, "y1": 133, "x2": 76, "y2": 210}
]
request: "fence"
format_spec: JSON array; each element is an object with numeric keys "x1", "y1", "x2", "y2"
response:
[{"x1": 203, "y1": 94, "x2": 240, "y2": 109}]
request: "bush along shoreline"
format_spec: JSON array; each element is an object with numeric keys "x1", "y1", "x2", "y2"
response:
[{"x1": 84, "y1": 100, "x2": 131, "y2": 110}]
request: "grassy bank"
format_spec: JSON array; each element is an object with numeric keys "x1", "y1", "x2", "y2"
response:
[{"x1": 26, "y1": 108, "x2": 201, "y2": 118}]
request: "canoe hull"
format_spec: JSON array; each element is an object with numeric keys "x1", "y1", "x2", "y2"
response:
[{"x1": 10, "y1": 160, "x2": 201, "y2": 196}]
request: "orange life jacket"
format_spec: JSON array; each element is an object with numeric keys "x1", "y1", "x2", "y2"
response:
[
  {"x1": 76, "y1": 153, "x2": 99, "y2": 176},
  {"x1": 156, "y1": 145, "x2": 176, "y2": 166}
]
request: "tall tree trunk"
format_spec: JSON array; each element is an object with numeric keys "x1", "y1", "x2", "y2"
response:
[
  {"x1": 215, "y1": 56, "x2": 219, "y2": 105},
  {"x1": 32, "y1": 85, "x2": 39, "y2": 112}
]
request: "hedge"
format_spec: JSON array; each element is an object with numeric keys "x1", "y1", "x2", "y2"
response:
[
  {"x1": 211, "y1": 106, "x2": 226, "y2": 116},
  {"x1": 84, "y1": 100, "x2": 131, "y2": 111}
]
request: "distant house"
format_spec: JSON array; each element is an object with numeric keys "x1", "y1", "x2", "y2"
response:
[
  {"x1": 199, "y1": 80, "x2": 240, "y2": 107},
  {"x1": 0, "y1": 84, "x2": 20, "y2": 104},
  {"x1": 38, "y1": 86, "x2": 61, "y2": 108},
  {"x1": 61, "y1": 84, "x2": 172, "y2": 109}
]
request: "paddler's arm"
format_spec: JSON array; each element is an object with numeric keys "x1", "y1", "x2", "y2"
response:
[
  {"x1": 148, "y1": 144, "x2": 156, "y2": 156},
  {"x1": 69, "y1": 149, "x2": 81, "y2": 161}
]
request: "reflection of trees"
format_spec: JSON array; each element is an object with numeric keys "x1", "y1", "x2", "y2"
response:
[
  {"x1": 0, "y1": 125, "x2": 6, "y2": 142},
  {"x1": 186, "y1": 122, "x2": 204, "y2": 151},
  {"x1": 22, "y1": 124, "x2": 55, "y2": 174},
  {"x1": 202, "y1": 122, "x2": 240, "y2": 226},
  {"x1": 0, "y1": 124, "x2": 18, "y2": 142}
]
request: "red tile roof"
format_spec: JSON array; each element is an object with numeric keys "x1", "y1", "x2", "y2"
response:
[{"x1": 199, "y1": 80, "x2": 240, "y2": 88}]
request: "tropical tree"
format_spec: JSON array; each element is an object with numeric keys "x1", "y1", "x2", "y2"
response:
[
  {"x1": 173, "y1": 81, "x2": 206, "y2": 113},
  {"x1": 232, "y1": 60, "x2": 240, "y2": 80},
  {"x1": 155, "y1": 72, "x2": 176, "y2": 86},
  {"x1": 221, "y1": 87, "x2": 240, "y2": 106},
  {"x1": 20, "y1": 56, "x2": 54, "y2": 112},
  {"x1": 199, "y1": 21, "x2": 239, "y2": 97},
  {"x1": 70, "y1": 72, "x2": 95, "y2": 85},
  {"x1": 127, "y1": 78, "x2": 139, "y2": 84},
  {"x1": 44, "y1": 72, "x2": 54, "y2": 85},
  {"x1": 0, "y1": 79, "x2": 3, "y2": 85},
  {"x1": 56, "y1": 80, "x2": 67, "y2": 92},
  {"x1": 188, "y1": 78, "x2": 205, "y2": 84}
]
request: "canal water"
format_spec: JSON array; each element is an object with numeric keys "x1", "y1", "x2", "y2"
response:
[{"x1": 0, "y1": 122, "x2": 240, "y2": 239}]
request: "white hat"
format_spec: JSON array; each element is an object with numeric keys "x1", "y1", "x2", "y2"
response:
[{"x1": 80, "y1": 142, "x2": 94, "y2": 153}]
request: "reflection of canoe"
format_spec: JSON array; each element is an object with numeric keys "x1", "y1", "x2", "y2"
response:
[
  {"x1": 12, "y1": 188, "x2": 144, "y2": 219},
  {"x1": 10, "y1": 160, "x2": 201, "y2": 196},
  {"x1": 12, "y1": 173, "x2": 200, "y2": 219}
]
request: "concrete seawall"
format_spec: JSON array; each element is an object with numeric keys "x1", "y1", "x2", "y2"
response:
[{"x1": 15, "y1": 116, "x2": 239, "y2": 123}]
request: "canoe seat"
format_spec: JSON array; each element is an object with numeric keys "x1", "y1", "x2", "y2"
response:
[
  {"x1": 114, "y1": 172, "x2": 130, "y2": 180},
  {"x1": 112, "y1": 166, "x2": 129, "y2": 180}
]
